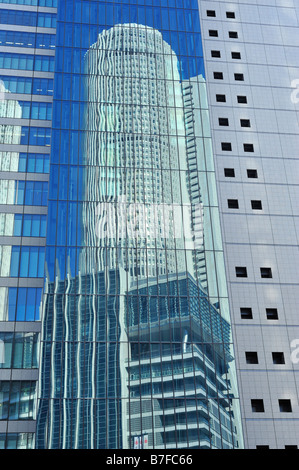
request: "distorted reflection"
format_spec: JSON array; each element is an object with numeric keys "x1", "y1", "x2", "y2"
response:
[{"x1": 37, "y1": 23, "x2": 243, "y2": 449}]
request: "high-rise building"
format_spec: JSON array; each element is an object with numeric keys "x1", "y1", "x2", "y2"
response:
[{"x1": 0, "y1": 0, "x2": 298, "y2": 450}]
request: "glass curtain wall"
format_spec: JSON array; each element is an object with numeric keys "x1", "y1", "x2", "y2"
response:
[
  {"x1": 36, "y1": 0, "x2": 243, "y2": 449},
  {"x1": 0, "y1": 0, "x2": 56, "y2": 449}
]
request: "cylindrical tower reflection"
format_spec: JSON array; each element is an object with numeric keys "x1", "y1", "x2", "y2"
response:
[{"x1": 37, "y1": 23, "x2": 242, "y2": 450}]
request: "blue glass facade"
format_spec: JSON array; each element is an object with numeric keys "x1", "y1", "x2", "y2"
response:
[{"x1": 0, "y1": 0, "x2": 243, "y2": 449}]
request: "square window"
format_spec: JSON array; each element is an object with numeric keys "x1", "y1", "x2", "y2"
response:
[
  {"x1": 209, "y1": 30, "x2": 218, "y2": 37},
  {"x1": 266, "y1": 308, "x2": 278, "y2": 320},
  {"x1": 224, "y1": 168, "x2": 235, "y2": 177},
  {"x1": 246, "y1": 352, "x2": 259, "y2": 364},
  {"x1": 229, "y1": 31, "x2": 238, "y2": 38},
  {"x1": 279, "y1": 399, "x2": 292, "y2": 413},
  {"x1": 240, "y1": 307, "x2": 253, "y2": 319},
  {"x1": 241, "y1": 119, "x2": 251, "y2": 127},
  {"x1": 232, "y1": 51, "x2": 241, "y2": 59},
  {"x1": 261, "y1": 267, "x2": 272, "y2": 279},
  {"x1": 216, "y1": 94, "x2": 226, "y2": 102},
  {"x1": 207, "y1": 10, "x2": 216, "y2": 17},
  {"x1": 228, "y1": 199, "x2": 239, "y2": 209},
  {"x1": 234, "y1": 73, "x2": 244, "y2": 81},
  {"x1": 214, "y1": 72, "x2": 223, "y2": 79},
  {"x1": 219, "y1": 117, "x2": 229, "y2": 126},
  {"x1": 13, "y1": 214, "x2": 23, "y2": 237},
  {"x1": 237, "y1": 95, "x2": 247, "y2": 104},
  {"x1": 251, "y1": 399, "x2": 264, "y2": 413},
  {"x1": 244, "y1": 143, "x2": 254, "y2": 152},
  {"x1": 221, "y1": 142, "x2": 232, "y2": 151},
  {"x1": 226, "y1": 12, "x2": 236, "y2": 19},
  {"x1": 247, "y1": 169, "x2": 258, "y2": 178},
  {"x1": 211, "y1": 50, "x2": 221, "y2": 58},
  {"x1": 272, "y1": 352, "x2": 285, "y2": 364},
  {"x1": 251, "y1": 200, "x2": 262, "y2": 210},
  {"x1": 235, "y1": 266, "x2": 247, "y2": 278}
]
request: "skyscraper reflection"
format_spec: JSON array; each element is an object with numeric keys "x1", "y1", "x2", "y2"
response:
[{"x1": 37, "y1": 24, "x2": 242, "y2": 449}]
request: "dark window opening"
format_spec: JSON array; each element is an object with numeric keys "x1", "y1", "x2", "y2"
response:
[
  {"x1": 251, "y1": 200, "x2": 262, "y2": 210},
  {"x1": 272, "y1": 352, "x2": 285, "y2": 365},
  {"x1": 214, "y1": 72, "x2": 223, "y2": 79},
  {"x1": 266, "y1": 308, "x2": 278, "y2": 320},
  {"x1": 211, "y1": 50, "x2": 221, "y2": 58},
  {"x1": 226, "y1": 12, "x2": 236, "y2": 18},
  {"x1": 232, "y1": 51, "x2": 241, "y2": 59},
  {"x1": 224, "y1": 168, "x2": 235, "y2": 177},
  {"x1": 234, "y1": 73, "x2": 244, "y2": 81},
  {"x1": 237, "y1": 95, "x2": 247, "y2": 104},
  {"x1": 241, "y1": 119, "x2": 251, "y2": 127},
  {"x1": 216, "y1": 94, "x2": 226, "y2": 102},
  {"x1": 221, "y1": 142, "x2": 232, "y2": 151},
  {"x1": 229, "y1": 31, "x2": 238, "y2": 38},
  {"x1": 279, "y1": 399, "x2": 292, "y2": 413},
  {"x1": 209, "y1": 30, "x2": 218, "y2": 37},
  {"x1": 219, "y1": 117, "x2": 229, "y2": 126},
  {"x1": 228, "y1": 199, "x2": 239, "y2": 209},
  {"x1": 240, "y1": 308, "x2": 253, "y2": 319},
  {"x1": 244, "y1": 143, "x2": 254, "y2": 152},
  {"x1": 207, "y1": 10, "x2": 216, "y2": 17},
  {"x1": 247, "y1": 169, "x2": 258, "y2": 178}
]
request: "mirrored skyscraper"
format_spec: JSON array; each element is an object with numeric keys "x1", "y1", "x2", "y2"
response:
[
  {"x1": 0, "y1": 1, "x2": 55, "y2": 448},
  {"x1": 36, "y1": 14, "x2": 243, "y2": 449}
]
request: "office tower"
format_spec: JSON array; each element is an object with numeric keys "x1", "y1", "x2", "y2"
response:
[{"x1": 0, "y1": 0, "x2": 298, "y2": 451}]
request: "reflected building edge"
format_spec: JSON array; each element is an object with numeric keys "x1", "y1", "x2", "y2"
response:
[{"x1": 36, "y1": 23, "x2": 243, "y2": 449}]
